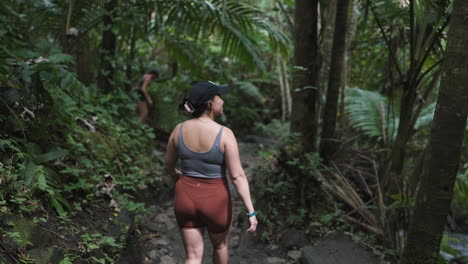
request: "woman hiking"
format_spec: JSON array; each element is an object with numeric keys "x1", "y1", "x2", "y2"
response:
[{"x1": 164, "y1": 81, "x2": 257, "y2": 264}]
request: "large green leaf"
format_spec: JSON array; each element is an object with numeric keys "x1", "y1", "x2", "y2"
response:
[
  {"x1": 237, "y1": 81, "x2": 265, "y2": 103},
  {"x1": 162, "y1": 33, "x2": 206, "y2": 72},
  {"x1": 48, "y1": 53, "x2": 75, "y2": 64},
  {"x1": 36, "y1": 167, "x2": 48, "y2": 191},
  {"x1": 33, "y1": 148, "x2": 69, "y2": 164},
  {"x1": 1, "y1": 87, "x2": 23, "y2": 104},
  {"x1": 345, "y1": 87, "x2": 399, "y2": 142},
  {"x1": 415, "y1": 102, "x2": 436, "y2": 129},
  {"x1": 21, "y1": 157, "x2": 38, "y2": 185},
  {"x1": 49, "y1": 193, "x2": 66, "y2": 216},
  {"x1": 157, "y1": 0, "x2": 290, "y2": 70}
]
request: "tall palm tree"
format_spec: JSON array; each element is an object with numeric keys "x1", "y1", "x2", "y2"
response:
[
  {"x1": 97, "y1": 0, "x2": 117, "y2": 93},
  {"x1": 366, "y1": 0, "x2": 452, "y2": 189},
  {"x1": 290, "y1": 0, "x2": 319, "y2": 153},
  {"x1": 319, "y1": 0, "x2": 351, "y2": 163},
  {"x1": 400, "y1": 0, "x2": 468, "y2": 262}
]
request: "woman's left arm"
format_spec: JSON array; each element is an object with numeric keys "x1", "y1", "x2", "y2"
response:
[{"x1": 224, "y1": 127, "x2": 257, "y2": 232}]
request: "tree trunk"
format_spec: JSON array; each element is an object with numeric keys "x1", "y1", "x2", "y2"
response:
[
  {"x1": 385, "y1": 0, "x2": 450, "y2": 184},
  {"x1": 317, "y1": 0, "x2": 337, "y2": 111},
  {"x1": 400, "y1": 0, "x2": 468, "y2": 262},
  {"x1": 76, "y1": 35, "x2": 94, "y2": 85},
  {"x1": 283, "y1": 59, "x2": 292, "y2": 118},
  {"x1": 97, "y1": 0, "x2": 117, "y2": 93},
  {"x1": 406, "y1": 71, "x2": 441, "y2": 196},
  {"x1": 277, "y1": 54, "x2": 291, "y2": 122},
  {"x1": 290, "y1": 0, "x2": 319, "y2": 153},
  {"x1": 339, "y1": 0, "x2": 358, "y2": 127},
  {"x1": 389, "y1": 76, "x2": 417, "y2": 173},
  {"x1": 319, "y1": 0, "x2": 351, "y2": 163},
  {"x1": 125, "y1": 25, "x2": 137, "y2": 91}
]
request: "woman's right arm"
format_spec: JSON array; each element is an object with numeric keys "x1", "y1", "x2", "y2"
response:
[
  {"x1": 140, "y1": 74, "x2": 153, "y2": 104},
  {"x1": 224, "y1": 128, "x2": 258, "y2": 233},
  {"x1": 164, "y1": 125, "x2": 181, "y2": 179}
]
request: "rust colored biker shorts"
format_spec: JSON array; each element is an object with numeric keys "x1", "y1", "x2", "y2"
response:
[{"x1": 174, "y1": 175, "x2": 232, "y2": 234}]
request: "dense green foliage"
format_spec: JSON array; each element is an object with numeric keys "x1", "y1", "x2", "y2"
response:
[
  {"x1": 0, "y1": 6, "x2": 161, "y2": 262},
  {"x1": 0, "y1": 0, "x2": 466, "y2": 263},
  {"x1": 0, "y1": 0, "x2": 292, "y2": 262}
]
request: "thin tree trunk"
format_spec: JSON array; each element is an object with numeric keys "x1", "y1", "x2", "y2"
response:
[
  {"x1": 75, "y1": 36, "x2": 93, "y2": 85},
  {"x1": 319, "y1": 0, "x2": 351, "y2": 163},
  {"x1": 384, "y1": 10, "x2": 426, "y2": 195},
  {"x1": 125, "y1": 25, "x2": 137, "y2": 91},
  {"x1": 317, "y1": 0, "x2": 337, "y2": 111},
  {"x1": 277, "y1": 54, "x2": 287, "y2": 122},
  {"x1": 408, "y1": 70, "x2": 441, "y2": 135},
  {"x1": 405, "y1": 72, "x2": 442, "y2": 196},
  {"x1": 97, "y1": 0, "x2": 117, "y2": 93},
  {"x1": 400, "y1": 0, "x2": 468, "y2": 262},
  {"x1": 283, "y1": 59, "x2": 292, "y2": 117},
  {"x1": 290, "y1": 0, "x2": 319, "y2": 153},
  {"x1": 385, "y1": 1, "x2": 449, "y2": 184},
  {"x1": 340, "y1": 0, "x2": 359, "y2": 127},
  {"x1": 389, "y1": 75, "x2": 417, "y2": 173},
  {"x1": 274, "y1": 0, "x2": 292, "y2": 122}
]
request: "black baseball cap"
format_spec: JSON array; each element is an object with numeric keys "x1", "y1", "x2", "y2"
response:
[{"x1": 187, "y1": 81, "x2": 230, "y2": 107}]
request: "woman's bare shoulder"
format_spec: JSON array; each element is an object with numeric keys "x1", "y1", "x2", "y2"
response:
[
  {"x1": 221, "y1": 125, "x2": 233, "y2": 135},
  {"x1": 169, "y1": 122, "x2": 184, "y2": 141},
  {"x1": 221, "y1": 126, "x2": 237, "y2": 142}
]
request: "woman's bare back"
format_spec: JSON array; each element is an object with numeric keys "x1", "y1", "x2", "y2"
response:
[{"x1": 176, "y1": 119, "x2": 225, "y2": 153}]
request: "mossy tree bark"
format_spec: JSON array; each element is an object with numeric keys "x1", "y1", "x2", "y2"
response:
[
  {"x1": 340, "y1": 0, "x2": 359, "y2": 127},
  {"x1": 317, "y1": 0, "x2": 336, "y2": 99},
  {"x1": 400, "y1": 0, "x2": 468, "y2": 262},
  {"x1": 97, "y1": 0, "x2": 117, "y2": 93},
  {"x1": 290, "y1": 0, "x2": 319, "y2": 153},
  {"x1": 125, "y1": 25, "x2": 137, "y2": 91},
  {"x1": 319, "y1": 0, "x2": 351, "y2": 163},
  {"x1": 76, "y1": 35, "x2": 94, "y2": 86}
]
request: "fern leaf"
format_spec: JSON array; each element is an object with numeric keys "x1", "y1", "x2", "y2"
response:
[
  {"x1": 415, "y1": 102, "x2": 436, "y2": 129},
  {"x1": 33, "y1": 148, "x2": 69, "y2": 164},
  {"x1": 237, "y1": 81, "x2": 265, "y2": 103},
  {"x1": 345, "y1": 87, "x2": 398, "y2": 142},
  {"x1": 21, "y1": 157, "x2": 38, "y2": 185},
  {"x1": 48, "y1": 53, "x2": 75, "y2": 64},
  {"x1": 36, "y1": 167, "x2": 48, "y2": 191}
]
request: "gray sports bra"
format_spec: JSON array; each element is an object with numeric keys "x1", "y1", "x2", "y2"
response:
[{"x1": 178, "y1": 122, "x2": 226, "y2": 179}]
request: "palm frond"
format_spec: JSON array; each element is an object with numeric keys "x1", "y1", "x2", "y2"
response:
[
  {"x1": 371, "y1": 0, "x2": 406, "y2": 26},
  {"x1": 414, "y1": 102, "x2": 435, "y2": 129},
  {"x1": 345, "y1": 87, "x2": 398, "y2": 143},
  {"x1": 33, "y1": 147, "x2": 69, "y2": 164},
  {"x1": 156, "y1": 0, "x2": 290, "y2": 70},
  {"x1": 48, "y1": 53, "x2": 75, "y2": 64},
  {"x1": 28, "y1": 0, "x2": 103, "y2": 36},
  {"x1": 236, "y1": 81, "x2": 265, "y2": 104},
  {"x1": 161, "y1": 33, "x2": 206, "y2": 72}
]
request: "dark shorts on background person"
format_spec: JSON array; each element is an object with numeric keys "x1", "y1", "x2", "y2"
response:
[
  {"x1": 174, "y1": 175, "x2": 232, "y2": 234},
  {"x1": 135, "y1": 89, "x2": 145, "y2": 102}
]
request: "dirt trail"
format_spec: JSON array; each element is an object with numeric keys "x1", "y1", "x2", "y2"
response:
[{"x1": 137, "y1": 141, "x2": 297, "y2": 264}]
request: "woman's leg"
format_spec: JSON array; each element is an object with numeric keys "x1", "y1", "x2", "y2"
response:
[
  {"x1": 180, "y1": 227, "x2": 205, "y2": 264},
  {"x1": 208, "y1": 228, "x2": 231, "y2": 264},
  {"x1": 136, "y1": 101, "x2": 148, "y2": 123}
]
